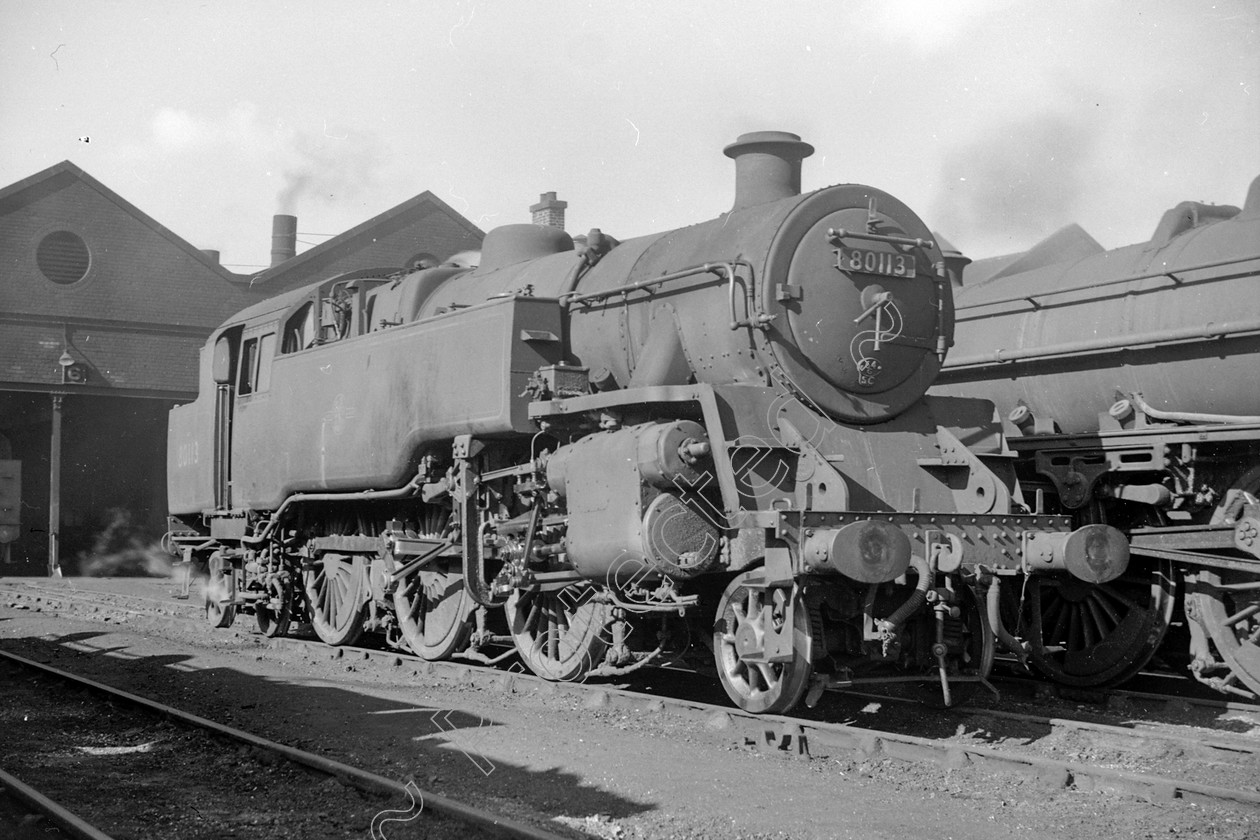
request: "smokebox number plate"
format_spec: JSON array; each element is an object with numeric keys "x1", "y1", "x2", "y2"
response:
[{"x1": 836, "y1": 246, "x2": 916, "y2": 279}]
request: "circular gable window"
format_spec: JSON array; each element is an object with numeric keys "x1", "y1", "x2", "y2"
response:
[{"x1": 37, "y1": 231, "x2": 91, "y2": 285}]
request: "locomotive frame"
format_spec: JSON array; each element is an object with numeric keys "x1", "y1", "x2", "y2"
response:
[{"x1": 166, "y1": 132, "x2": 1131, "y2": 714}]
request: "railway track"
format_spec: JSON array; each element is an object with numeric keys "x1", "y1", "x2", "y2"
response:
[
  {"x1": 6, "y1": 578, "x2": 1253, "y2": 713},
  {"x1": 986, "y1": 666, "x2": 1260, "y2": 720},
  {"x1": 271, "y1": 639, "x2": 1260, "y2": 807},
  {"x1": 0, "y1": 766, "x2": 111, "y2": 840},
  {"x1": 6, "y1": 577, "x2": 1259, "y2": 726},
  {"x1": 0, "y1": 580, "x2": 203, "y2": 623},
  {"x1": 0, "y1": 648, "x2": 566, "y2": 840},
  {"x1": 5, "y1": 578, "x2": 1260, "y2": 811}
]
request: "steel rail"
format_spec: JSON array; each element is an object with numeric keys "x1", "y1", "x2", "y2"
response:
[
  {"x1": 12, "y1": 580, "x2": 1260, "y2": 717},
  {"x1": 1106, "y1": 683, "x2": 1260, "y2": 716},
  {"x1": 833, "y1": 687, "x2": 1260, "y2": 760},
  {"x1": 259, "y1": 633, "x2": 1260, "y2": 807},
  {"x1": 987, "y1": 668, "x2": 1260, "y2": 716},
  {"x1": 0, "y1": 649, "x2": 565, "y2": 840},
  {"x1": 290, "y1": 639, "x2": 1260, "y2": 807},
  {"x1": 0, "y1": 766, "x2": 117, "y2": 840},
  {"x1": 9, "y1": 583, "x2": 1260, "y2": 807}
]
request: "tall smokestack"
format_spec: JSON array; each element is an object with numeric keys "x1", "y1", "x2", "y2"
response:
[
  {"x1": 530, "y1": 192, "x2": 567, "y2": 229},
  {"x1": 723, "y1": 131, "x2": 815, "y2": 211},
  {"x1": 271, "y1": 214, "x2": 297, "y2": 266}
]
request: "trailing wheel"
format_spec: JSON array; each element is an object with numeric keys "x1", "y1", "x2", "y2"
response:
[
  {"x1": 1021, "y1": 559, "x2": 1175, "y2": 687},
  {"x1": 713, "y1": 571, "x2": 812, "y2": 714},
  {"x1": 1186, "y1": 468, "x2": 1260, "y2": 697},
  {"x1": 204, "y1": 552, "x2": 236, "y2": 629},
  {"x1": 303, "y1": 553, "x2": 368, "y2": 646},
  {"x1": 506, "y1": 583, "x2": 610, "y2": 681},
  {"x1": 393, "y1": 562, "x2": 473, "y2": 660},
  {"x1": 1187, "y1": 570, "x2": 1260, "y2": 698}
]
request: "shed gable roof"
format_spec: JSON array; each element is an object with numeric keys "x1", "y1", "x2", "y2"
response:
[{"x1": 0, "y1": 160, "x2": 241, "y2": 282}]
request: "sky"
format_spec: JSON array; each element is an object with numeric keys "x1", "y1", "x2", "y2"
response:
[{"x1": 2, "y1": 1, "x2": 1257, "y2": 270}]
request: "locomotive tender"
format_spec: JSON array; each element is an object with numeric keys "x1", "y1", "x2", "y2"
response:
[
  {"x1": 167, "y1": 132, "x2": 1127, "y2": 713},
  {"x1": 934, "y1": 175, "x2": 1260, "y2": 697}
]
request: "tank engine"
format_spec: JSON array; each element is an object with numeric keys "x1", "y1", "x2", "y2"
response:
[
  {"x1": 934, "y1": 175, "x2": 1260, "y2": 697},
  {"x1": 167, "y1": 132, "x2": 1126, "y2": 713}
]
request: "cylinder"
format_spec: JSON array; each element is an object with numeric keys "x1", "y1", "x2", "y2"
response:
[
  {"x1": 641, "y1": 492, "x2": 720, "y2": 578},
  {"x1": 544, "y1": 422, "x2": 720, "y2": 581},
  {"x1": 635, "y1": 420, "x2": 711, "y2": 488}
]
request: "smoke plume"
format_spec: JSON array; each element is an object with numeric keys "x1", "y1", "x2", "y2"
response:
[
  {"x1": 77, "y1": 508, "x2": 172, "y2": 578},
  {"x1": 276, "y1": 128, "x2": 386, "y2": 215}
]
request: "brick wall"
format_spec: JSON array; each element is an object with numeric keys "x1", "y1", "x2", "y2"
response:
[{"x1": 0, "y1": 179, "x2": 256, "y2": 329}]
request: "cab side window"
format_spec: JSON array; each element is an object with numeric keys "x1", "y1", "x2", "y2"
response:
[
  {"x1": 238, "y1": 338, "x2": 258, "y2": 395},
  {"x1": 255, "y1": 333, "x2": 276, "y2": 392},
  {"x1": 238, "y1": 332, "x2": 276, "y2": 396},
  {"x1": 282, "y1": 303, "x2": 316, "y2": 353},
  {"x1": 321, "y1": 283, "x2": 354, "y2": 342}
]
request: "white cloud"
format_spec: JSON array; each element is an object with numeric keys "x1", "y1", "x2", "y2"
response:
[
  {"x1": 119, "y1": 102, "x2": 275, "y2": 171},
  {"x1": 150, "y1": 108, "x2": 202, "y2": 148},
  {"x1": 859, "y1": 0, "x2": 1009, "y2": 51},
  {"x1": 104, "y1": 102, "x2": 404, "y2": 266}
]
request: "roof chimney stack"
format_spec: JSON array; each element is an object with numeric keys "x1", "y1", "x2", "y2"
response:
[
  {"x1": 271, "y1": 214, "x2": 297, "y2": 266},
  {"x1": 723, "y1": 131, "x2": 815, "y2": 211},
  {"x1": 530, "y1": 192, "x2": 567, "y2": 230}
]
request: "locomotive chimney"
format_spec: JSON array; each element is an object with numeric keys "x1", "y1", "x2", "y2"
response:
[
  {"x1": 270, "y1": 214, "x2": 297, "y2": 266},
  {"x1": 530, "y1": 192, "x2": 567, "y2": 229},
  {"x1": 724, "y1": 131, "x2": 815, "y2": 211}
]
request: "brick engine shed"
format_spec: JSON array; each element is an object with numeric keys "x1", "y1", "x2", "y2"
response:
[{"x1": 0, "y1": 161, "x2": 482, "y2": 575}]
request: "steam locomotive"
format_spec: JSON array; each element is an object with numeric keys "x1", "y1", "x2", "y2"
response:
[
  {"x1": 166, "y1": 132, "x2": 1127, "y2": 713},
  {"x1": 934, "y1": 175, "x2": 1260, "y2": 697}
]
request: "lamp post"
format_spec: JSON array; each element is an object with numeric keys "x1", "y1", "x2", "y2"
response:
[
  {"x1": 48, "y1": 392, "x2": 63, "y2": 577},
  {"x1": 49, "y1": 350, "x2": 74, "y2": 578}
]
